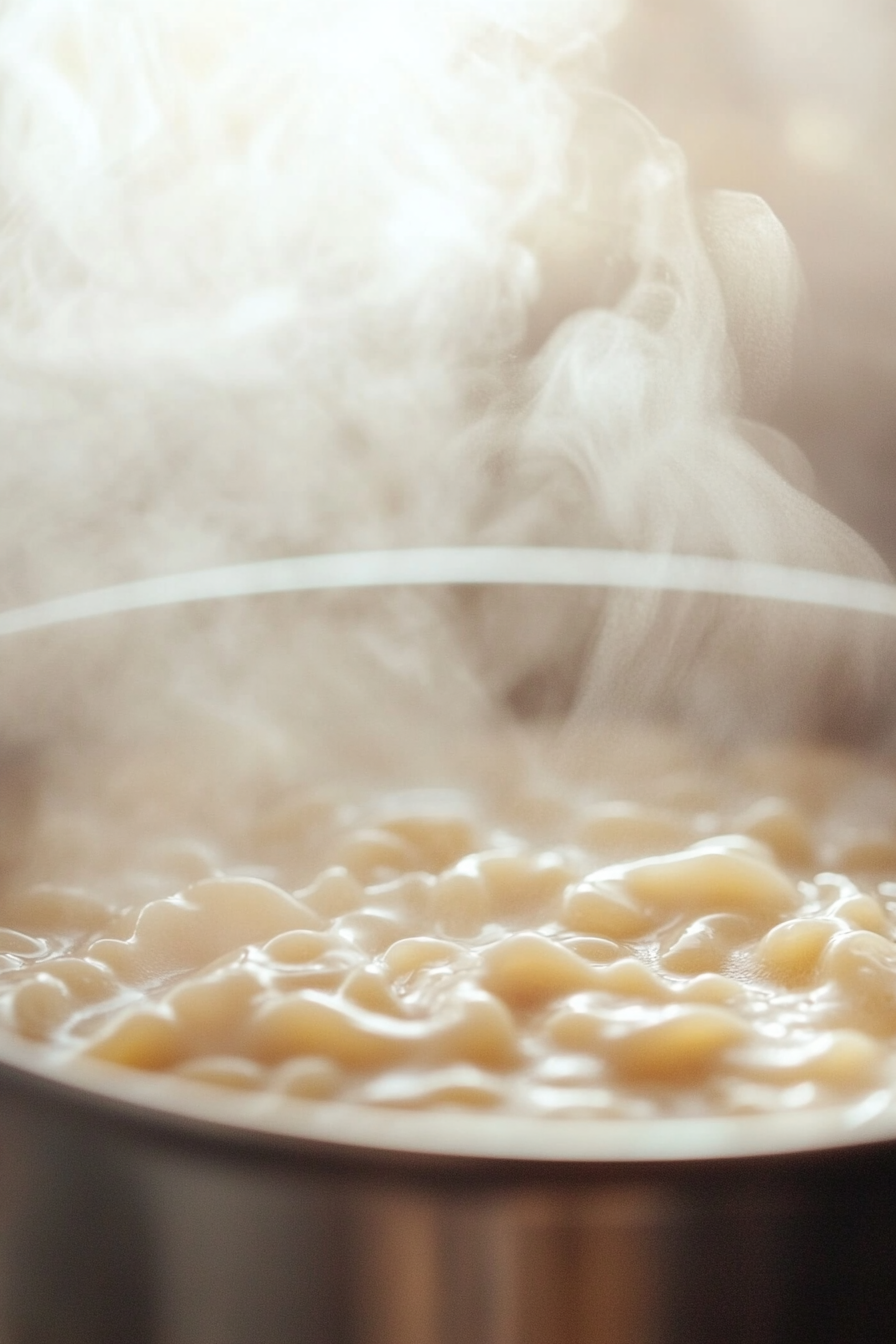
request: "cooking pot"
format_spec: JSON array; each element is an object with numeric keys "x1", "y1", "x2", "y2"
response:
[{"x1": 0, "y1": 546, "x2": 895, "y2": 1344}]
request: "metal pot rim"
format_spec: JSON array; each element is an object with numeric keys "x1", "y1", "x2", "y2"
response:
[
  {"x1": 0, "y1": 547, "x2": 894, "y2": 637},
  {"x1": 3, "y1": 1027, "x2": 896, "y2": 1172}
]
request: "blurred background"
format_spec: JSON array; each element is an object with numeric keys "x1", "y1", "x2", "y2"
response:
[{"x1": 610, "y1": 0, "x2": 896, "y2": 567}]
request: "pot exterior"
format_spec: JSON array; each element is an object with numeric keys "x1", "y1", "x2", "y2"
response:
[{"x1": 1, "y1": 1094, "x2": 895, "y2": 1344}]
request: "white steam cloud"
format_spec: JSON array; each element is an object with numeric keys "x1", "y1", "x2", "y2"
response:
[
  {"x1": 0, "y1": 0, "x2": 890, "y2": 780},
  {"x1": 0, "y1": 0, "x2": 617, "y2": 598}
]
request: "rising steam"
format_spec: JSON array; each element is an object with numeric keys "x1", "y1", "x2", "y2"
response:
[{"x1": 0, "y1": 0, "x2": 890, "y2": 794}]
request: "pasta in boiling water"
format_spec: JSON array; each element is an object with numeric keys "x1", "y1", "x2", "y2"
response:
[{"x1": 2, "y1": 724, "x2": 896, "y2": 1120}]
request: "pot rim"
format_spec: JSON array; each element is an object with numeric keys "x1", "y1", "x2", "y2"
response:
[
  {"x1": 0, "y1": 546, "x2": 894, "y2": 637},
  {"x1": 2, "y1": 1030, "x2": 896, "y2": 1171}
]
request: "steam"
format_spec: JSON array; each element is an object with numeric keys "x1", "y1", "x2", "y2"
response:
[
  {"x1": 0, "y1": 0, "x2": 890, "y2": 796},
  {"x1": 0, "y1": 0, "x2": 608, "y2": 592}
]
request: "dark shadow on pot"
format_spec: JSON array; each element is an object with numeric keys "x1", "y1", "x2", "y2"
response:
[{"x1": 5, "y1": 1118, "x2": 158, "y2": 1344}]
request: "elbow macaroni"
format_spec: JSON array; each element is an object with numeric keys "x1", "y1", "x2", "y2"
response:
[{"x1": 2, "y1": 727, "x2": 896, "y2": 1119}]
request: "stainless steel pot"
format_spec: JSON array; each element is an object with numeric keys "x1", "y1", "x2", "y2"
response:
[
  {"x1": 5, "y1": 1067, "x2": 896, "y2": 1344},
  {"x1": 0, "y1": 547, "x2": 895, "y2": 1344}
]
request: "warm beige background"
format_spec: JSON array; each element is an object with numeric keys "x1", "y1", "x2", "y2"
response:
[{"x1": 608, "y1": 0, "x2": 896, "y2": 567}]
